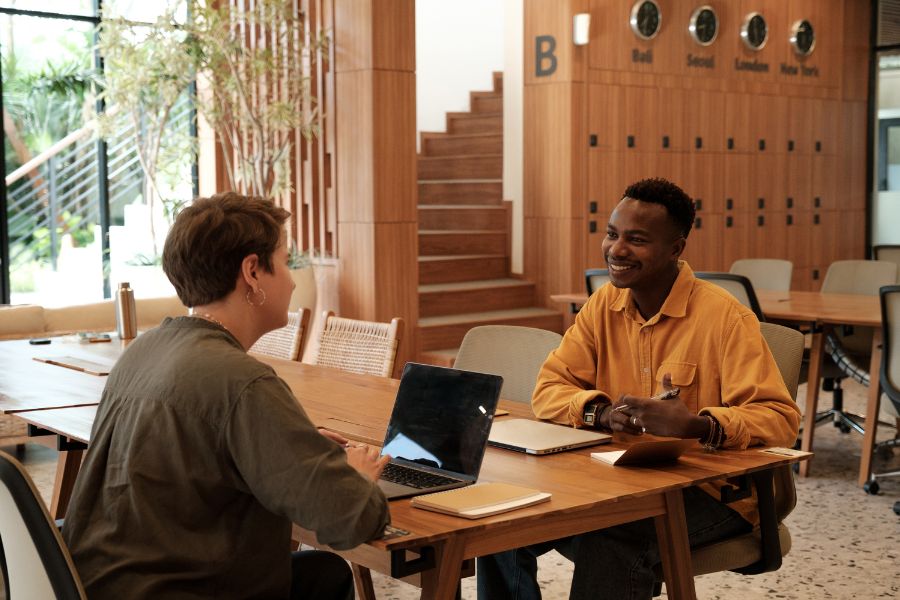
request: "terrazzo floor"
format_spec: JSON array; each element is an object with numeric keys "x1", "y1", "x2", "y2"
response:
[{"x1": 4, "y1": 379, "x2": 899, "y2": 599}]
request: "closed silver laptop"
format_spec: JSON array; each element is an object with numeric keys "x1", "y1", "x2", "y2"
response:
[{"x1": 488, "y1": 419, "x2": 611, "y2": 455}]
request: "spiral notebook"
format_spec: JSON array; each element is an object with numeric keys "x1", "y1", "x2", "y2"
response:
[{"x1": 410, "y1": 482, "x2": 551, "y2": 519}]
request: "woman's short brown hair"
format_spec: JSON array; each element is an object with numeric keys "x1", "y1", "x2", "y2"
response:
[{"x1": 162, "y1": 192, "x2": 290, "y2": 307}]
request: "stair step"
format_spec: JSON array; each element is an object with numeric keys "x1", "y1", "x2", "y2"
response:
[
  {"x1": 418, "y1": 205, "x2": 507, "y2": 230},
  {"x1": 418, "y1": 308, "x2": 563, "y2": 351},
  {"x1": 419, "y1": 348, "x2": 458, "y2": 368},
  {"x1": 419, "y1": 278, "x2": 535, "y2": 317},
  {"x1": 418, "y1": 181, "x2": 503, "y2": 205},
  {"x1": 447, "y1": 112, "x2": 502, "y2": 134},
  {"x1": 471, "y1": 92, "x2": 502, "y2": 113},
  {"x1": 421, "y1": 133, "x2": 502, "y2": 157},
  {"x1": 418, "y1": 154, "x2": 502, "y2": 180},
  {"x1": 419, "y1": 230, "x2": 506, "y2": 256},
  {"x1": 419, "y1": 254, "x2": 508, "y2": 284}
]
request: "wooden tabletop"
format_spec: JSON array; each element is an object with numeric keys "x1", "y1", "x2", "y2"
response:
[
  {"x1": 551, "y1": 289, "x2": 882, "y2": 328},
  {"x1": 0, "y1": 338, "x2": 128, "y2": 413},
  {"x1": 18, "y1": 405, "x2": 97, "y2": 443}
]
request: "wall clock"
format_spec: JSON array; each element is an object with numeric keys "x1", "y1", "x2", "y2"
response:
[
  {"x1": 630, "y1": 0, "x2": 662, "y2": 41},
  {"x1": 689, "y1": 5, "x2": 718, "y2": 46},
  {"x1": 740, "y1": 12, "x2": 768, "y2": 51},
  {"x1": 790, "y1": 20, "x2": 816, "y2": 56}
]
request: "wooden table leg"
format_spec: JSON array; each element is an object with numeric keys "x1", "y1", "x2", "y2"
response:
[
  {"x1": 351, "y1": 564, "x2": 376, "y2": 600},
  {"x1": 50, "y1": 448, "x2": 84, "y2": 519},
  {"x1": 654, "y1": 489, "x2": 696, "y2": 600},
  {"x1": 858, "y1": 329, "x2": 883, "y2": 487},
  {"x1": 799, "y1": 327, "x2": 825, "y2": 477},
  {"x1": 419, "y1": 537, "x2": 465, "y2": 600}
]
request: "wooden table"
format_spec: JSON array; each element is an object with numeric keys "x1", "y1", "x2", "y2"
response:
[
  {"x1": 3, "y1": 340, "x2": 805, "y2": 600},
  {"x1": 550, "y1": 289, "x2": 883, "y2": 486}
]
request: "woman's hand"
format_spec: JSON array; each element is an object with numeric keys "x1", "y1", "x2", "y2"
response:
[
  {"x1": 317, "y1": 427, "x2": 349, "y2": 446},
  {"x1": 345, "y1": 443, "x2": 390, "y2": 481}
]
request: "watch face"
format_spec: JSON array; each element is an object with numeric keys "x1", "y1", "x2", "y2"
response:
[
  {"x1": 630, "y1": 0, "x2": 662, "y2": 41},
  {"x1": 790, "y1": 19, "x2": 816, "y2": 56},
  {"x1": 689, "y1": 6, "x2": 718, "y2": 46},
  {"x1": 740, "y1": 12, "x2": 768, "y2": 51}
]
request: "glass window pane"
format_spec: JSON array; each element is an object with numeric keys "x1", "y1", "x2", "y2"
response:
[{"x1": 2, "y1": 13, "x2": 103, "y2": 306}]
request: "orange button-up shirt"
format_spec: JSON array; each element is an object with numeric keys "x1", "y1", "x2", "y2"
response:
[{"x1": 533, "y1": 262, "x2": 801, "y2": 523}]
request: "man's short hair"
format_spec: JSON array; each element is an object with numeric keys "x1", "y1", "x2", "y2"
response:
[
  {"x1": 162, "y1": 192, "x2": 290, "y2": 307},
  {"x1": 622, "y1": 178, "x2": 696, "y2": 239}
]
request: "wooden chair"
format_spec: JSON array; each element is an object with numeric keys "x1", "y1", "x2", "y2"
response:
[
  {"x1": 249, "y1": 309, "x2": 311, "y2": 361},
  {"x1": 653, "y1": 322, "x2": 804, "y2": 594},
  {"x1": 729, "y1": 258, "x2": 793, "y2": 292},
  {"x1": 314, "y1": 311, "x2": 403, "y2": 377},
  {"x1": 0, "y1": 450, "x2": 86, "y2": 599},
  {"x1": 454, "y1": 325, "x2": 562, "y2": 403}
]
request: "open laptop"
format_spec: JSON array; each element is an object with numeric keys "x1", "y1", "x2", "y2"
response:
[
  {"x1": 488, "y1": 419, "x2": 611, "y2": 455},
  {"x1": 377, "y1": 363, "x2": 503, "y2": 500}
]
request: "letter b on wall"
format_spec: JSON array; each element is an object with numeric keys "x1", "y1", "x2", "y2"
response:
[{"x1": 535, "y1": 35, "x2": 557, "y2": 77}]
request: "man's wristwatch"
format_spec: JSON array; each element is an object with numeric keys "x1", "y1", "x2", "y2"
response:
[{"x1": 583, "y1": 401, "x2": 601, "y2": 427}]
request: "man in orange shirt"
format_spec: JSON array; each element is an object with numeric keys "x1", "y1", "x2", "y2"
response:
[{"x1": 477, "y1": 178, "x2": 801, "y2": 600}]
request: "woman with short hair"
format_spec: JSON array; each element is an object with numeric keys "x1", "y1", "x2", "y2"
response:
[{"x1": 64, "y1": 192, "x2": 389, "y2": 600}]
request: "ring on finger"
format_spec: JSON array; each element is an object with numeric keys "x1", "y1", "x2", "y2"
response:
[{"x1": 631, "y1": 416, "x2": 638, "y2": 427}]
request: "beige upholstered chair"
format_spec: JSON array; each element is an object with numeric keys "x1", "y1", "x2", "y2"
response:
[
  {"x1": 817, "y1": 260, "x2": 898, "y2": 434},
  {"x1": 0, "y1": 450, "x2": 86, "y2": 599},
  {"x1": 730, "y1": 258, "x2": 794, "y2": 292},
  {"x1": 313, "y1": 311, "x2": 403, "y2": 377},
  {"x1": 653, "y1": 322, "x2": 804, "y2": 592},
  {"x1": 249, "y1": 309, "x2": 311, "y2": 361},
  {"x1": 453, "y1": 325, "x2": 562, "y2": 403},
  {"x1": 873, "y1": 246, "x2": 900, "y2": 282}
]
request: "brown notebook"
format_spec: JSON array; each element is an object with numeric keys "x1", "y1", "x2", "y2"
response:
[{"x1": 410, "y1": 482, "x2": 551, "y2": 519}]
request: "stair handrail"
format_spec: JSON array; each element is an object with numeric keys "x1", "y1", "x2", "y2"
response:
[{"x1": 5, "y1": 122, "x2": 95, "y2": 186}]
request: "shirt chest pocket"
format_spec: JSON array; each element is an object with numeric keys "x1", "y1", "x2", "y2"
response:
[{"x1": 656, "y1": 361, "x2": 698, "y2": 410}]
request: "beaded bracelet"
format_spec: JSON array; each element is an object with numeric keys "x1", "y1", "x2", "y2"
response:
[{"x1": 701, "y1": 415, "x2": 725, "y2": 452}]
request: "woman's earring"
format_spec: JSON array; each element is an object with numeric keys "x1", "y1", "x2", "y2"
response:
[{"x1": 245, "y1": 288, "x2": 267, "y2": 307}]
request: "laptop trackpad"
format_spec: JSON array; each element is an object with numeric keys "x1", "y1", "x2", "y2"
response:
[{"x1": 378, "y1": 479, "x2": 418, "y2": 500}]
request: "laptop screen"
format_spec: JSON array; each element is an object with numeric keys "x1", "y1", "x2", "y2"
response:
[{"x1": 380, "y1": 363, "x2": 502, "y2": 478}]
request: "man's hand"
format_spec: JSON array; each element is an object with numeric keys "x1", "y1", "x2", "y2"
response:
[
  {"x1": 606, "y1": 373, "x2": 709, "y2": 439},
  {"x1": 345, "y1": 443, "x2": 390, "y2": 481}
]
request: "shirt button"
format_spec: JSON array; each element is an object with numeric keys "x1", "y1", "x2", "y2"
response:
[{"x1": 643, "y1": 367, "x2": 650, "y2": 373}]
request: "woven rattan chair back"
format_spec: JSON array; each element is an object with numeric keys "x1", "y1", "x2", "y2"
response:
[
  {"x1": 249, "y1": 309, "x2": 311, "y2": 362},
  {"x1": 314, "y1": 311, "x2": 403, "y2": 377}
]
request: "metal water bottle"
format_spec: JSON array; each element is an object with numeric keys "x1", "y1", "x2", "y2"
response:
[{"x1": 115, "y1": 282, "x2": 137, "y2": 340}]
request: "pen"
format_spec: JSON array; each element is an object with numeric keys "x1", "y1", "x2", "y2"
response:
[{"x1": 613, "y1": 387, "x2": 681, "y2": 412}]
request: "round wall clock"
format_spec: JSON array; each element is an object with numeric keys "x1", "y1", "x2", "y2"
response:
[
  {"x1": 630, "y1": 0, "x2": 662, "y2": 41},
  {"x1": 790, "y1": 20, "x2": 816, "y2": 56},
  {"x1": 740, "y1": 12, "x2": 768, "y2": 51},
  {"x1": 689, "y1": 5, "x2": 718, "y2": 46}
]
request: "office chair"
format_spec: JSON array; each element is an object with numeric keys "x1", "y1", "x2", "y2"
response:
[
  {"x1": 314, "y1": 311, "x2": 403, "y2": 378},
  {"x1": 863, "y1": 286, "x2": 900, "y2": 511},
  {"x1": 652, "y1": 322, "x2": 804, "y2": 595},
  {"x1": 0, "y1": 450, "x2": 86, "y2": 599},
  {"x1": 729, "y1": 258, "x2": 793, "y2": 292},
  {"x1": 873, "y1": 245, "x2": 900, "y2": 281},
  {"x1": 695, "y1": 272, "x2": 765, "y2": 321},
  {"x1": 249, "y1": 309, "x2": 311, "y2": 361},
  {"x1": 815, "y1": 261, "x2": 898, "y2": 435},
  {"x1": 585, "y1": 268, "x2": 611, "y2": 295},
  {"x1": 453, "y1": 325, "x2": 563, "y2": 403}
]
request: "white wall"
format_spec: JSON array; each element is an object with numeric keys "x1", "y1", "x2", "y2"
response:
[
  {"x1": 416, "y1": 0, "x2": 524, "y2": 273},
  {"x1": 416, "y1": 0, "x2": 505, "y2": 135},
  {"x1": 876, "y1": 70, "x2": 900, "y2": 245}
]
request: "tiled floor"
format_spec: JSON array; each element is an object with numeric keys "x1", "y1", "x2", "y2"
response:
[{"x1": 4, "y1": 379, "x2": 899, "y2": 599}]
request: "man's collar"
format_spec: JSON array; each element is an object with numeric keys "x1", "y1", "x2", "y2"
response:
[{"x1": 608, "y1": 260, "x2": 695, "y2": 320}]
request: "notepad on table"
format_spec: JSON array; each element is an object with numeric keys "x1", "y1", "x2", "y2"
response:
[
  {"x1": 33, "y1": 355, "x2": 114, "y2": 376},
  {"x1": 410, "y1": 482, "x2": 551, "y2": 519},
  {"x1": 591, "y1": 438, "x2": 695, "y2": 466}
]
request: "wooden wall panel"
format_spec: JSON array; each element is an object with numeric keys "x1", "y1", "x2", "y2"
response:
[{"x1": 525, "y1": 0, "x2": 870, "y2": 306}]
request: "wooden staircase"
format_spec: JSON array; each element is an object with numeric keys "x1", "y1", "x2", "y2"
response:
[{"x1": 417, "y1": 73, "x2": 563, "y2": 367}]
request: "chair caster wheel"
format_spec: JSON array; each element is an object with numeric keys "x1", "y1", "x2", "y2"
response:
[
  {"x1": 838, "y1": 423, "x2": 851, "y2": 434},
  {"x1": 894, "y1": 501, "x2": 900, "y2": 516},
  {"x1": 864, "y1": 480, "x2": 879, "y2": 495},
  {"x1": 876, "y1": 445, "x2": 895, "y2": 461}
]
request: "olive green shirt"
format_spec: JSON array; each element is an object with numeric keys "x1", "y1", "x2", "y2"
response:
[{"x1": 63, "y1": 317, "x2": 389, "y2": 599}]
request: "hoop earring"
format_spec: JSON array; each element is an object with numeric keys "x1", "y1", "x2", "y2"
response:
[{"x1": 245, "y1": 288, "x2": 267, "y2": 307}]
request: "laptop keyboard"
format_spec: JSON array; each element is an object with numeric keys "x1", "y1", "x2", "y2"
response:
[{"x1": 381, "y1": 463, "x2": 461, "y2": 489}]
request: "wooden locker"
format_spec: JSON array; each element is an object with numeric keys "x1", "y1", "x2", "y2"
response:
[
  {"x1": 588, "y1": 84, "x2": 625, "y2": 152},
  {"x1": 751, "y1": 211, "x2": 788, "y2": 259},
  {"x1": 752, "y1": 153, "x2": 787, "y2": 214},
  {"x1": 685, "y1": 152, "x2": 724, "y2": 213},
  {"x1": 656, "y1": 152, "x2": 686, "y2": 188},
  {"x1": 723, "y1": 153, "x2": 752, "y2": 213},
  {"x1": 657, "y1": 87, "x2": 687, "y2": 152},
  {"x1": 720, "y1": 212, "x2": 752, "y2": 270},
  {"x1": 810, "y1": 210, "x2": 839, "y2": 268},
  {"x1": 724, "y1": 92, "x2": 753, "y2": 152},
  {"x1": 683, "y1": 212, "x2": 724, "y2": 272},
  {"x1": 684, "y1": 89, "x2": 725, "y2": 153},
  {"x1": 811, "y1": 154, "x2": 839, "y2": 210},
  {"x1": 786, "y1": 209, "x2": 812, "y2": 269},
  {"x1": 788, "y1": 97, "x2": 815, "y2": 155},
  {"x1": 785, "y1": 154, "x2": 812, "y2": 211},
  {"x1": 623, "y1": 86, "x2": 659, "y2": 151}
]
